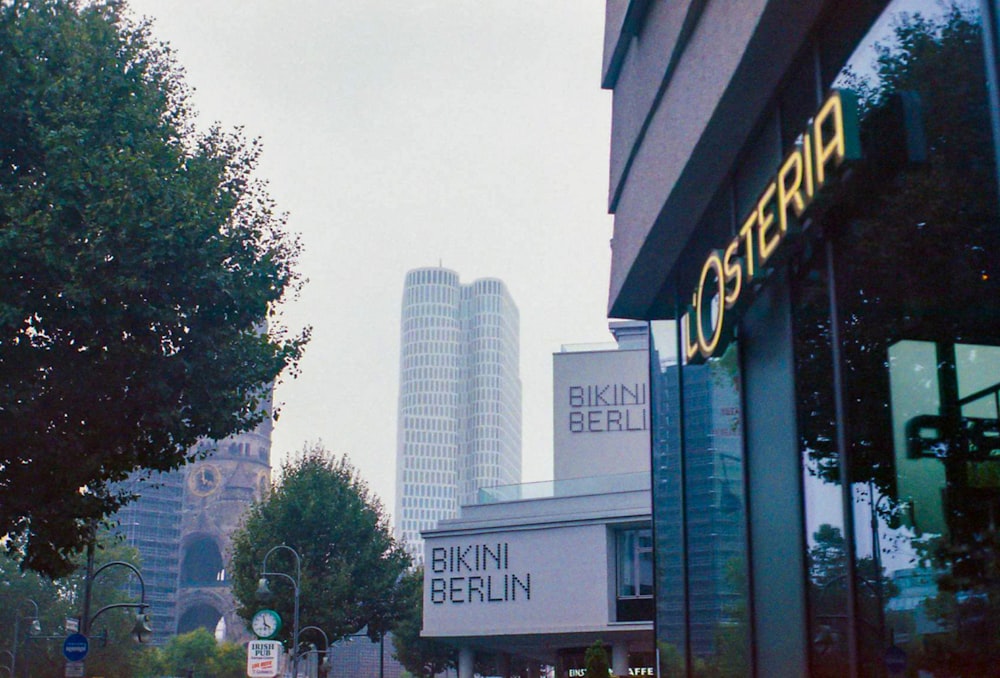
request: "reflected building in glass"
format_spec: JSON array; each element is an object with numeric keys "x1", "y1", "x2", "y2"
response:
[
  {"x1": 651, "y1": 353, "x2": 747, "y2": 662},
  {"x1": 600, "y1": 0, "x2": 1000, "y2": 674},
  {"x1": 395, "y1": 267, "x2": 522, "y2": 559}
]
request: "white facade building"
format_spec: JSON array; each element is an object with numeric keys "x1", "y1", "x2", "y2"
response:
[
  {"x1": 422, "y1": 322, "x2": 654, "y2": 678},
  {"x1": 395, "y1": 266, "x2": 522, "y2": 558}
]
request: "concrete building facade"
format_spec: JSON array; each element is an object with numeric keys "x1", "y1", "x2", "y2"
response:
[{"x1": 422, "y1": 323, "x2": 655, "y2": 678}]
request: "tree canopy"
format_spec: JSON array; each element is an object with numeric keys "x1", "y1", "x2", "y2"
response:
[
  {"x1": 229, "y1": 446, "x2": 411, "y2": 651},
  {"x1": 584, "y1": 641, "x2": 610, "y2": 678},
  {"x1": 390, "y1": 567, "x2": 456, "y2": 678},
  {"x1": 794, "y1": 6, "x2": 1000, "y2": 673},
  {"x1": 0, "y1": 0, "x2": 308, "y2": 576},
  {"x1": 137, "y1": 628, "x2": 246, "y2": 678},
  {"x1": 0, "y1": 529, "x2": 148, "y2": 678}
]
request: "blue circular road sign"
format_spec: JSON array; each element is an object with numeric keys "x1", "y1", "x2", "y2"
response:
[
  {"x1": 63, "y1": 632, "x2": 89, "y2": 662},
  {"x1": 885, "y1": 645, "x2": 906, "y2": 674}
]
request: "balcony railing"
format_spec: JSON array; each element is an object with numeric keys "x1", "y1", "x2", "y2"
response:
[{"x1": 476, "y1": 471, "x2": 649, "y2": 504}]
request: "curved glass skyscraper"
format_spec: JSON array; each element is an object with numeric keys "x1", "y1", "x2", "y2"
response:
[{"x1": 395, "y1": 267, "x2": 521, "y2": 558}]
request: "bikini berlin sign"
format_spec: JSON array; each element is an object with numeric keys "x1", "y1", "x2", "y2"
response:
[
  {"x1": 681, "y1": 89, "x2": 861, "y2": 363},
  {"x1": 423, "y1": 525, "x2": 610, "y2": 637}
]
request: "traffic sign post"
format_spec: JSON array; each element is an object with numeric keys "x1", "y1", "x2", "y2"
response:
[
  {"x1": 62, "y1": 633, "x2": 89, "y2": 662},
  {"x1": 885, "y1": 645, "x2": 907, "y2": 675}
]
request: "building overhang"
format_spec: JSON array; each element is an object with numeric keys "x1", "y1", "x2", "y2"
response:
[
  {"x1": 605, "y1": 0, "x2": 887, "y2": 319},
  {"x1": 424, "y1": 625, "x2": 654, "y2": 666}
]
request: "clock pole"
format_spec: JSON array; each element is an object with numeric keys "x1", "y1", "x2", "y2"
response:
[{"x1": 258, "y1": 545, "x2": 301, "y2": 677}]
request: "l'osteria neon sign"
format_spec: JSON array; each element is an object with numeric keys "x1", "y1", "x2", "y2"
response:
[{"x1": 681, "y1": 89, "x2": 861, "y2": 363}]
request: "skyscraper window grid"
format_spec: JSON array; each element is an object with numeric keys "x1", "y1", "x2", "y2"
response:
[{"x1": 395, "y1": 268, "x2": 521, "y2": 558}]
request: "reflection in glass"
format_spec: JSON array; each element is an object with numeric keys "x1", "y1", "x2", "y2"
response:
[
  {"x1": 618, "y1": 529, "x2": 654, "y2": 598},
  {"x1": 650, "y1": 319, "x2": 687, "y2": 676},
  {"x1": 793, "y1": 243, "x2": 854, "y2": 676},
  {"x1": 650, "y1": 319, "x2": 750, "y2": 677},
  {"x1": 794, "y1": 1, "x2": 1000, "y2": 674},
  {"x1": 681, "y1": 342, "x2": 748, "y2": 676},
  {"x1": 887, "y1": 341, "x2": 1000, "y2": 672}
]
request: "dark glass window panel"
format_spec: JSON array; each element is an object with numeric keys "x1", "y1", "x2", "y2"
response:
[
  {"x1": 650, "y1": 319, "x2": 687, "y2": 676},
  {"x1": 681, "y1": 341, "x2": 749, "y2": 675},
  {"x1": 617, "y1": 528, "x2": 654, "y2": 601},
  {"x1": 652, "y1": 318, "x2": 750, "y2": 676},
  {"x1": 793, "y1": 2, "x2": 1000, "y2": 674},
  {"x1": 792, "y1": 243, "x2": 853, "y2": 677}
]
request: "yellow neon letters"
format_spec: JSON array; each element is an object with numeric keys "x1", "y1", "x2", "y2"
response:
[
  {"x1": 681, "y1": 89, "x2": 860, "y2": 363},
  {"x1": 695, "y1": 251, "x2": 727, "y2": 357}
]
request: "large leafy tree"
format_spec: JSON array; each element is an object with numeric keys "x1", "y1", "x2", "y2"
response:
[
  {"x1": 230, "y1": 446, "x2": 411, "y2": 651},
  {"x1": 0, "y1": 529, "x2": 150, "y2": 678},
  {"x1": 390, "y1": 567, "x2": 456, "y2": 678},
  {"x1": 136, "y1": 628, "x2": 246, "y2": 678},
  {"x1": 0, "y1": 0, "x2": 308, "y2": 576}
]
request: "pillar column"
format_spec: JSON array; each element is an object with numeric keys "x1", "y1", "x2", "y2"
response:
[
  {"x1": 459, "y1": 647, "x2": 475, "y2": 678},
  {"x1": 499, "y1": 652, "x2": 511, "y2": 678},
  {"x1": 612, "y1": 643, "x2": 629, "y2": 678}
]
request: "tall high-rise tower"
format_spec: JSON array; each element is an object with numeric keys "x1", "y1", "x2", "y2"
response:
[{"x1": 395, "y1": 267, "x2": 521, "y2": 557}]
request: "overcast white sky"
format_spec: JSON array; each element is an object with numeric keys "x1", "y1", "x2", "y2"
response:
[{"x1": 124, "y1": 1, "x2": 616, "y2": 518}]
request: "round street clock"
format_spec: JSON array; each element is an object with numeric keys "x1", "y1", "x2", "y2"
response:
[{"x1": 251, "y1": 608, "x2": 282, "y2": 639}]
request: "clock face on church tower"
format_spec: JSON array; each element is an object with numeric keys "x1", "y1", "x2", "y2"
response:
[{"x1": 188, "y1": 463, "x2": 223, "y2": 497}]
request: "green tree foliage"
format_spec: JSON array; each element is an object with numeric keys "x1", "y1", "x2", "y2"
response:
[
  {"x1": 584, "y1": 641, "x2": 610, "y2": 678},
  {"x1": 0, "y1": 0, "x2": 308, "y2": 576},
  {"x1": 793, "y1": 4, "x2": 1000, "y2": 673},
  {"x1": 391, "y1": 567, "x2": 456, "y2": 678},
  {"x1": 230, "y1": 445, "x2": 411, "y2": 651},
  {"x1": 804, "y1": 525, "x2": 899, "y2": 678},
  {"x1": 798, "y1": 2, "x2": 997, "y2": 495},
  {"x1": 137, "y1": 628, "x2": 246, "y2": 678},
  {"x1": 0, "y1": 528, "x2": 150, "y2": 678}
]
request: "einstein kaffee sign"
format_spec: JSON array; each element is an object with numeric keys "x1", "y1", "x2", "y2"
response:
[{"x1": 423, "y1": 524, "x2": 609, "y2": 636}]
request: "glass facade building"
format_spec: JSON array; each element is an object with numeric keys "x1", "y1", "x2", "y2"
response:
[
  {"x1": 395, "y1": 267, "x2": 521, "y2": 558},
  {"x1": 601, "y1": 0, "x2": 1000, "y2": 675}
]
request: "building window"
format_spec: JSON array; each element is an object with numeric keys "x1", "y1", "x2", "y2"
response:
[
  {"x1": 788, "y1": 3, "x2": 1000, "y2": 675},
  {"x1": 616, "y1": 527, "x2": 654, "y2": 622}
]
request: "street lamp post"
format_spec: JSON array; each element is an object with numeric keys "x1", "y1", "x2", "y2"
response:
[
  {"x1": 84, "y1": 559, "x2": 152, "y2": 640},
  {"x1": 258, "y1": 545, "x2": 301, "y2": 678},
  {"x1": 7, "y1": 599, "x2": 39, "y2": 678},
  {"x1": 77, "y1": 539, "x2": 153, "y2": 678},
  {"x1": 298, "y1": 626, "x2": 329, "y2": 677}
]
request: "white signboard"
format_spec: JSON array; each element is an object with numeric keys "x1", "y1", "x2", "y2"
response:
[
  {"x1": 246, "y1": 640, "x2": 283, "y2": 678},
  {"x1": 423, "y1": 524, "x2": 609, "y2": 637},
  {"x1": 553, "y1": 347, "x2": 650, "y2": 480}
]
